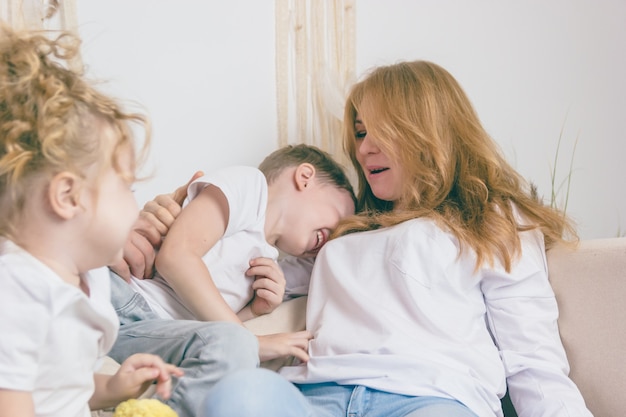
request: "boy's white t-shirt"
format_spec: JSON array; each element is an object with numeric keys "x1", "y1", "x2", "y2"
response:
[
  {"x1": 131, "y1": 165, "x2": 279, "y2": 319},
  {"x1": 280, "y1": 217, "x2": 592, "y2": 417},
  {"x1": 0, "y1": 239, "x2": 119, "y2": 417}
]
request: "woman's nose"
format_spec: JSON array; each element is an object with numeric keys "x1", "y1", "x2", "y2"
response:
[{"x1": 358, "y1": 134, "x2": 378, "y2": 155}]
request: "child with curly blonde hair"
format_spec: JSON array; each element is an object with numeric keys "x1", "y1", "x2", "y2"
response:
[{"x1": 0, "y1": 26, "x2": 182, "y2": 417}]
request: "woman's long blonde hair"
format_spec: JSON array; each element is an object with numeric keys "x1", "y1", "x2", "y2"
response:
[
  {"x1": 0, "y1": 26, "x2": 150, "y2": 240},
  {"x1": 333, "y1": 60, "x2": 576, "y2": 271}
]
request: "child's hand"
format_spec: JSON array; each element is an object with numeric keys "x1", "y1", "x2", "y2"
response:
[
  {"x1": 110, "y1": 171, "x2": 203, "y2": 281},
  {"x1": 257, "y1": 331, "x2": 313, "y2": 363},
  {"x1": 246, "y1": 257, "x2": 286, "y2": 316},
  {"x1": 108, "y1": 353, "x2": 184, "y2": 402}
]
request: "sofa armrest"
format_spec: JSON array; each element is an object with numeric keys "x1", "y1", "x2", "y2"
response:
[
  {"x1": 547, "y1": 237, "x2": 626, "y2": 417},
  {"x1": 243, "y1": 296, "x2": 307, "y2": 335}
]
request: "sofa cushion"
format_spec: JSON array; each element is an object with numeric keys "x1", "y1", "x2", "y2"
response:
[{"x1": 546, "y1": 237, "x2": 626, "y2": 417}]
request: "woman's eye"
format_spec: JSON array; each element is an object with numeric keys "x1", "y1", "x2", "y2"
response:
[{"x1": 355, "y1": 131, "x2": 366, "y2": 140}]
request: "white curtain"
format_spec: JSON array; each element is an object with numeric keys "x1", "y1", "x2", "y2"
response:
[
  {"x1": 275, "y1": 0, "x2": 356, "y2": 169},
  {"x1": 1, "y1": 0, "x2": 81, "y2": 69}
]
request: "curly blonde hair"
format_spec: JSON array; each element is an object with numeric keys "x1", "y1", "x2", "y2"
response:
[
  {"x1": 334, "y1": 60, "x2": 577, "y2": 271},
  {"x1": 0, "y1": 26, "x2": 150, "y2": 240}
]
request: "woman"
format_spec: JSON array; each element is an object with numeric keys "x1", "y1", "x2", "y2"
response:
[{"x1": 133, "y1": 60, "x2": 592, "y2": 417}]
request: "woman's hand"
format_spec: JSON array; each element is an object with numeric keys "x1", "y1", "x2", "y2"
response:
[
  {"x1": 109, "y1": 171, "x2": 203, "y2": 282},
  {"x1": 257, "y1": 331, "x2": 313, "y2": 363}
]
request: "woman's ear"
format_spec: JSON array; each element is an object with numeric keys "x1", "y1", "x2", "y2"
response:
[
  {"x1": 294, "y1": 163, "x2": 316, "y2": 191},
  {"x1": 48, "y1": 172, "x2": 82, "y2": 220}
]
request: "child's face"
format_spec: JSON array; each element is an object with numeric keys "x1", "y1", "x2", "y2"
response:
[
  {"x1": 277, "y1": 184, "x2": 355, "y2": 257},
  {"x1": 81, "y1": 141, "x2": 139, "y2": 269}
]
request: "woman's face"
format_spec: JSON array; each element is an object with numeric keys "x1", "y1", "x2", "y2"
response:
[{"x1": 354, "y1": 115, "x2": 403, "y2": 203}]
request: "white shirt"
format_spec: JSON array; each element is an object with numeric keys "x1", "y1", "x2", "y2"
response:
[
  {"x1": 279, "y1": 255, "x2": 315, "y2": 300},
  {"x1": 280, "y1": 218, "x2": 592, "y2": 417},
  {"x1": 131, "y1": 166, "x2": 279, "y2": 319},
  {"x1": 0, "y1": 240, "x2": 119, "y2": 417}
]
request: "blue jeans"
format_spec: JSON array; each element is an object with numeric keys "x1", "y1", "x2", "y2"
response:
[
  {"x1": 299, "y1": 382, "x2": 479, "y2": 417},
  {"x1": 108, "y1": 272, "x2": 259, "y2": 417},
  {"x1": 200, "y1": 368, "x2": 478, "y2": 417},
  {"x1": 200, "y1": 368, "x2": 313, "y2": 417}
]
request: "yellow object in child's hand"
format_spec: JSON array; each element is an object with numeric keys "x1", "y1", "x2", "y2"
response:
[{"x1": 113, "y1": 398, "x2": 178, "y2": 417}]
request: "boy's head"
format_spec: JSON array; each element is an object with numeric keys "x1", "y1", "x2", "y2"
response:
[
  {"x1": 259, "y1": 144, "x2": 354, "y2": 196},
  {"x1": 259, "y1": 144, "x2": 356, "y2": 257}
]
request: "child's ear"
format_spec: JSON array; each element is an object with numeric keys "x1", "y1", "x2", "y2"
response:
[
  {"x1": 48, "y1": 172, "x2": 83, "y2": 220},
  {"x1": 294, "y1": 163, "x2": 316, "y2": 191}
]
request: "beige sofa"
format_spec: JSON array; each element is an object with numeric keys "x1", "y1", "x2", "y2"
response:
[{"x1": 94, "y1": 237, "x2": 626, "y2": 417}]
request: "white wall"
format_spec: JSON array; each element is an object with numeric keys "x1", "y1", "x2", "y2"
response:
[
  {"x1": 77, "y1": 1, "x2": 279, "y2": 205},
  {"x1": 77, "y1": 1, "x2": 626, "y2": 239}
]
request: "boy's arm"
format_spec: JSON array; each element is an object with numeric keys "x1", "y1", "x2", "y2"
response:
[
  {"x1": 155, "y1": 185, "x2": 242, "y2": 323},
  {"x1": 0, "y1": 390, "x2": 35, "y2": 417},
  {"x1": 110, "y1": 171, "x2": 203, "y2": 281}
]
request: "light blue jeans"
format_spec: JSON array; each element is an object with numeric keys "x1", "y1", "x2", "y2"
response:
[
  {"x1": 200, "y1": 368, "x2": 479, "y2": 417},
  {"x1": 108, "y1": 272, "x2": 260, "y2": 417}
]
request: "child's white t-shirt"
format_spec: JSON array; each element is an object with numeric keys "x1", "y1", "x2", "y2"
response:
[
  {"x1": 0, "y1": 239, "x2": 119, "y2": 417},
  {"x1": 131, "y1": 165, "x2": 279, "y2": 319}
]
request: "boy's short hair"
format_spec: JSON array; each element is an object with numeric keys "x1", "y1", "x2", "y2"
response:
[{"x1": 258, "y1": 144, "x2": 355, "y2": 205}]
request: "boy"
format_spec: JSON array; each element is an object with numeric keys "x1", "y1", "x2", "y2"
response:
[
  {"x1": 143, "y1": 144, "x2": 354, "y2": 323},
  {"x1": 108, "y1": 144, "x2": 355, "y2": 417}
]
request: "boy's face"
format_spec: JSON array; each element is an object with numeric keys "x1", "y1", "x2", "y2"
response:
[{"x1": 277, "y1": 182, "x2": 354, "y2": 258}]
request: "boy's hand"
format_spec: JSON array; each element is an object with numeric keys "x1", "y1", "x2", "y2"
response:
[
  {"x1": 246, "y1": 257, "x2": 286, "y2": 316},
  {"x1": 110, "y1": 171, "x2": 203, "y2": 281},
  {"x1": 257, "y1": 331, "x2": 313, "y2": 363},
  {"x1": 107, "y1": 353, "x2": 184, "y2": 402}
]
